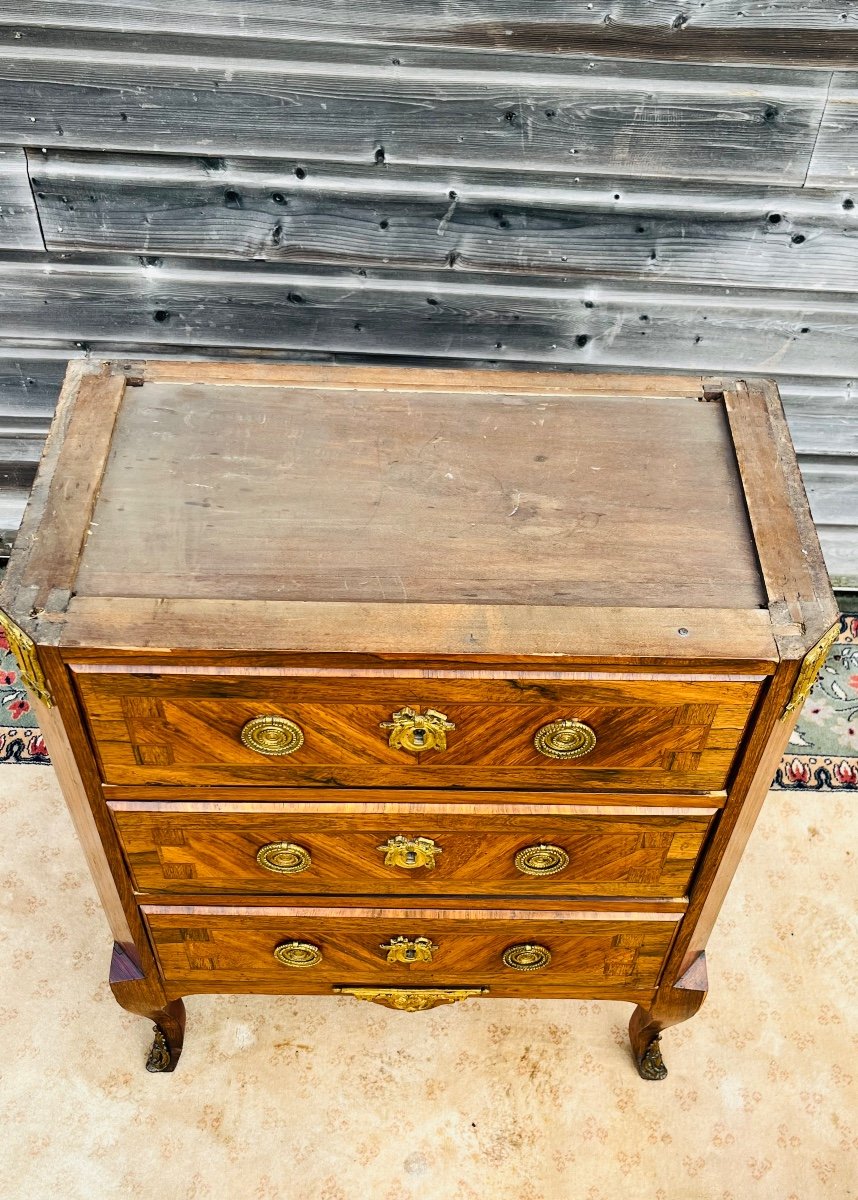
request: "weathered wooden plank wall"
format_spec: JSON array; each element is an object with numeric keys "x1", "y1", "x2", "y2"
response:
[
  {"x1": 0, "y1": 36, "x2": 830, "y2": 182},
  {"x1": 27, "y1": 152, "x2": 858, "y2": 288},
  {"x1": 0, "y1": 6, "x2": 855, "y2": 583},
  {"x1": 2, "y1": 1, "x2": 858, "y2": 67},
  {"x1": 5, "y1": 254, "x2": 858, "y2": 372}
]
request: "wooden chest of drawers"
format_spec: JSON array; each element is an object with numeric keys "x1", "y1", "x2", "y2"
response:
[{"x1": 0, "y1": 360, "x2": 837, "y2": 1079}]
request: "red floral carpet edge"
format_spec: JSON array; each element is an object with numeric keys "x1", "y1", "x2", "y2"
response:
[{"x1": 0, "y1": 617, "x2": 855, "y2": 787}]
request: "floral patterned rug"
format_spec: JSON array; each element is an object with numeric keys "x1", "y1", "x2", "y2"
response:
[
  {"x1": 0, "y1": 615, "x2": 855, "y2": 788},
  {"x1": 775, "y1": 612, "x2": 858, "y2": 790}
]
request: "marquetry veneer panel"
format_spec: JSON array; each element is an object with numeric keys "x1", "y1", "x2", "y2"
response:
[
  {"x1": 77, "y1": 672, "x2": 759, "y2": 791},
  {"x1": 112, "y1": 803, "x2": 714, "y2": 899},
  {"x1": 144, "y1": 906, "x2": 680, "y2": 998}
]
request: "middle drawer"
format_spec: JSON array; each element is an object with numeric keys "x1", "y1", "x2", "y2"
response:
[{"x1": 109, "y1": 798, "x2": 716, "y2": 899}]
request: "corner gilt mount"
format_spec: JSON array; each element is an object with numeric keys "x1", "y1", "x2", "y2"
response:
[{"x1": 0, "y1": 609, "x2": 53, "y2": 707}]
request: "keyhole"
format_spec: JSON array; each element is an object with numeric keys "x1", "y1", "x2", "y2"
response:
[
  {"x1": 411, "y1": 729, "x2": 426, "y2": 747},
  {"x1": 405, "y1": 850, "x2": 417, "y2": 864},
  {"x1": 404, "y1": 947, "x2": 416, "y2": 960}
]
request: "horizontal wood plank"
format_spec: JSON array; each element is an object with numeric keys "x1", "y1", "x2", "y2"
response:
[
  {"x1": 800, "y1": 455, "x2": 858, "y2": 525},
  {"x1": 5, "y1": 255, "x2": 858, "y2": 376},
  {"x1": 61, "y1": 597, "x2": 779, "y2": 666},
  {"x1": 0, "y1": 32, "x2": 828, "y2": 182},
  {"x1": 3, "y1": 3, "x2": 858, "y2": 67},
  {"x1": 27, "y1": 150, "x2": 858, "y2": 290},
  {"x1": 780, "y1": 379, "x2": 858, "y2": 455},
  {"x1": 816, "y1": 525, "x2": 858, "y2": 587},
  {"x1": 106, "y1": 790, "x2": 724, "y2": 811},
  {"x1": 0, "y1": 350, "x2": 67, "y2": 420}
]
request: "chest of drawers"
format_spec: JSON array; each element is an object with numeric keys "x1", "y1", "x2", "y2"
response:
[{"x1": 0, "y1": 360, "x2": 836, "y2": 1079}]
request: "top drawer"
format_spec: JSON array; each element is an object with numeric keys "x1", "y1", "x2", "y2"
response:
[{"x1": 75, "y1": 670, "x2": 759, "y2": 791}]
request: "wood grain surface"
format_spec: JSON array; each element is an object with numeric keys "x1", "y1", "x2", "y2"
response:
[
  {"x1": 807, "y1": 75, "x2": 858, "y2": 184},
  {"x1": 0, "y1": 147, "x2": 42, "y2": 250},
  {"x1": 0, "y1": 30, "x2": 828, "y2": 181},
  {"x1": 4, "y1": 255, "x2": 858, "y2": 378},
  {"x1": 143, "y1": 904, "x2": 680, "y2": 996},
  {"x1": 19, "y1": 367, "x2": 124, "y2": 613},
  {"x1": 111, "y1": 802, "x2": 713, "y2": 899},
  {"x1": 0, "y1": 353, "x2": 850, "y2": 579},
  {"x1": 104, "y1": 787, "x2": 727, "y2": 810},
  {"x1": 75, "y1": 670, "x2": 758, "y2": 791},
  {"x1": 71, "y1": 381, "x2": 764, "y2": 610},
  {"x1": 27, "y1": 150, "x2": 858, "y2": 291},
  {"x1": 0, "y1": 9, "x2": 855, "y2": 581},
  {"x1": 3, "y1": 1, "x2": 858, "y2": 67}
]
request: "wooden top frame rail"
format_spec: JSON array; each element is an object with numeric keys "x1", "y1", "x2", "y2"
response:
[{"x1": 0, "y1": 359, "x2": 837, "y2": 670}]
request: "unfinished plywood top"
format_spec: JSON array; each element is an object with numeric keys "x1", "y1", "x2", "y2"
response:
[{"x1": 72, "y1": 380, "x2": 763, "y2": 610}]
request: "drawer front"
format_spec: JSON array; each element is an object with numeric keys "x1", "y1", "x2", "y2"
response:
[
  {"x1": 113, "y1": 803, "x2": 714, "y2": 899},
  {"x1": 144, "y1": 905, "x2": 680, "y2": 999},
  {"x1": 77, "y1": 672, "x2": 759, "y2": 792}
]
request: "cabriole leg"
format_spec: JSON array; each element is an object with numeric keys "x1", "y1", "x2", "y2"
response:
[
  {"x1": 628, "y1": 952, "x2": 708, "y2": 1080},
  {"x1": 109, "y1": 943, "x2": 186, "y2": 1072}
]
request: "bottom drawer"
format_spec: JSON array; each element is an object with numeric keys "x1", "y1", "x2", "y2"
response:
[{"x1": 144, "y1": 905, "x2": 680, "y2": 1000}]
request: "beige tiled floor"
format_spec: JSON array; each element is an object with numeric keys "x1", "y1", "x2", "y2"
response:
[{"x1": 1, "y1": 768, "x2": 856, "y2": 1200}]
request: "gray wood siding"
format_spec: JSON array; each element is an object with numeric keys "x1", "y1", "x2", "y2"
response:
[
  {"x1": 3, "y1": 2, "x2": 858, "y2": 67},
  {"x1": 5, "y1": 254, "x2": 858, "y2": 373},
  {"x1": 27, "y1": 151, "x2": 858, "y2": 289},
  {"x1": 807, "y1": 76, "x2": 858, "y2": 185},
  {"x1": 0, "y1": 147, "x2": 42, "y2": 249},
  {"x1": 0, "y1": 33, "x2": 830, "y2": 183},
  {"x1": 0, "y1": 10, "x2": 854, "y2": 583}
]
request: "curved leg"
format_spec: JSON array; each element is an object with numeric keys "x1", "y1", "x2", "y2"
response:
[
  {"x1": 109, "y1": 943, "x2": 186, "y2": 1072},
  {"x1": 141, "y1": 1000, "x2": 187, "y2": 1073},
  {"x1": 629, "y1": 952, "x2": 708, "y2": 1080}
]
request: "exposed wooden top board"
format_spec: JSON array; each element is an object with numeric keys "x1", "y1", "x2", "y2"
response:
[
  {"x1": 2, "y1": 361, "x2": 836, "y2": 665},
  {"x1": 72, "y1": 380, "x2": 763, "y2": 611}
]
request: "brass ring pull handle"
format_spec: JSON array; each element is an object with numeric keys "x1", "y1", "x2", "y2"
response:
[
  {"x1": 274, "y1": 941, "x2": 322, "y2": 968},
  {"x1": 534, "y1": 719, "x2": 596, "y2": 760},
  {"x1": 241, "y1": 715, "x2": 304, "y2": 756},
  {"x1": 514, "y1": 843, "x2": 570, "y2": 876},
  {"x1": 380, "y1": 936, "x2": 437, "y2": 965},
  {"x1": 377, "y1": 835, "x2": 442, "y2": 870},
  {"x1": 257, "y1": 842, "x2": 312, "y2": 875},
  {"x1": 502, "y1": 943, "x2": 552, "y2": 972},
  {"x1": 380, "y1": 707, "x2": 455, "y2": 754}
]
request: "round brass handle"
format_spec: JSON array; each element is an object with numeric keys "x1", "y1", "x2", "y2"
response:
[
  {"x1": 241, "y1": 715, "x2": 304, "y2": 757},
  {"x1": 377, "y1": 835, "x2": 442, "y2": 870},
  {"x1": 502, "y1": 943, "x2": 552, "y2": 972},
  {"x1": 534, "y1": 719, "x2": 596, "y2": 760},
  {"x1": 274, "y1": 940, "x2": 322, "y2": 968},
  {"x1": 380, "y1": 707, "x2": 455, "y2": 754},
  {"x1": 380, "y1": 936, "x2": 437, "y2": 965},
  {"x1": 514, "y1": 843, "x2": 570, "y2": 877},
  {"x1": 257, "y1": 842, "x2": 312, "y2": 875}
]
